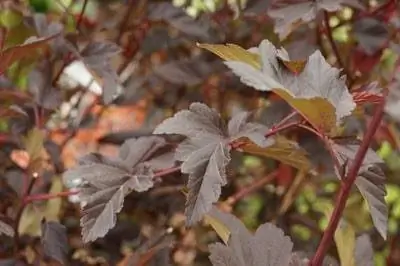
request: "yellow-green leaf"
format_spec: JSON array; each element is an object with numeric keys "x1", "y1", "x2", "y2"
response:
[
  {"x1": 204, "y1": 213, "x2": 230, "y2": 245},
  {"x1": 23, "y1": 127, "x2": 45, "y2": 162},
  {"x1": 240, "y1": 136, "x2": 311, "y2": 170},
  {"x1": 0, "y1": 10, "x2": 22, "y2": 29},
  {"x1": 18, "y1": 204, "x2": 44, "y2": 237},
  {"x1": 272, "y1": 90, "x2": 338, "y2": 134},
  {"x1": 197, "y1": 43, "x2": 261, "y2": 69},
  {"x1": 334, "y1": 221, "x2": 356, "y2": 266},
  {"x1": 45, "y1": 177, "x2": 63, "y2": 222}
]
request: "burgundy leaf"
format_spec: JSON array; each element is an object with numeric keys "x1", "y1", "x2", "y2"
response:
[
  {"x1": 41, "y1": 220, "x2": 69, "y2": 265},
  {"x1": 333, "y1": 139, "x2": 387, "y2": 240},
  {"x1": 268, "y1": 0, "x2": 364, "y2": 40},
  {"x1": 62, "y1": 136, "x2": 170, "y2": 242},
  {"x1": 0, "y1": 218, "x2": 14, "y2": 237},
  {"x1": 28, "y1": 60, "x2": 62, "y2": 110},
  {"x1": 154, "y1": 103, "x2": 271, "y2": 224},
  {"x1": 355, "y1": 234, "x2": 374, "y2": 266},
  {"x1": 31, "y1": 14, "x2": 79, "y2": 57},
  {"x1": 81, "y1": 41, "x2": 121, "y2": 104},
  {"x1": 153, "y1": 57, "x2": 222, "y2": 86},
  {"x1": 353, "y1": 17, "x2": 389, "y2": 55},
  {"x1": 208, "y1": 207, "x2": 293, "y2": 266},
  {"x1": 147, "y1": 2, "x2": 215, "y2": 41}
]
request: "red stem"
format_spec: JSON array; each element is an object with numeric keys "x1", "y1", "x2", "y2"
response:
[
  {"x1": 76, "y1": 0, "x2": 89, "y2": 31},
  {"x1": 24, "y1": 190, "x2": 78, "y2": 204},
  {"x1": 226, "y1": 170, "x2": 278, "y2": 205},
  {"x1": 265, "y1": 121, "x2": 301, "y2": 138},
  {"x1": 270, "y1": 111, "x2": 298, "y2": 130},
  {"x1": 310, "y1": 94, "x2": 386, "y2": 266},
  {"x1": 154, "y1": 166, "x2": 181, "y2": 178}
]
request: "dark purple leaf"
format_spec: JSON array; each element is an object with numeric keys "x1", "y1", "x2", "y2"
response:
[
  {"x1": 0, "y1": 218, "x2": 14, "y2": 237},
  {"x1": 353, "y1": 17, "x2": 389, "y2": 55},
  {"x1": 81, "y1": 41, "x2": 121, "y2": 104},
  {"x1": 62, "y1": 136, "x2": 170, "y2": 242},
  {"x1": 28, "y1": 60, "x2": 62, "y2": 110},
  {"x1": 41, "y1": 221, "x2": 69, "y2": 265},
  {"x1": 355, "y1": 234, "x2": 374, "y2": 266},
  {"x1": 243, "y1": 0, "x2": 271, "y2": 16},
  {"x1": 0, "y1": 259, "x2": 27, "y2": 266},
  {"x1": 208, "y1": 207, "x2": 293, "y2": 266},
  {"x1": 153, "y1": 57, "x2": 222, "y2": 86},
  {"x1": 154, "y1": 103, "x2": 272, "y2": 225},
  {"x1": 228, "y1": 111, "x2": 273, "y2": 147},
  {"x1": 268, "y1": 0, "x2": 364, "y2": 39},
  {"x1": 31, "y1": 14, "x2": 79, "y2": 57},
  {"x1": 147, "y1": 2, "x2": 215, "y2": 41},
  {"x1": 333, "y1": 139, "x2": 387, "y2": 240}
]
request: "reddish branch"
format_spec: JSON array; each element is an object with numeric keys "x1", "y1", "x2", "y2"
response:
[
  {"x1": 154, "y1": 166, "x2": 181, "y2": 178},
  {"x1": 265, "y1": 121, "x2": 301, "y2": 138},
  {"x1": 24, "y1": 190, "x2": 79, "y2": 204},
  {"x1": 76, "y1": 0, "x2": 89, "y2": 31},
  {"x1": 225, "y1": 170, "x2": 278, "y2": 206},
  {"x1": 310, "y1": 93, "x2": 386, "y2": 266}
]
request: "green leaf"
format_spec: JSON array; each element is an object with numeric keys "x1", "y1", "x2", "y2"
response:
[
  {"x1": 240, "y1": 136, "x2": 311, "y2": 170},
  {"x1": 23, "y1": 127, "x2": 45, "y2": 163},
  {"x1": 0, "y1": 10, "x2": 22, "y2": 29},
  {"x1": 334, "y1": 221, "x2": 356, "y2": 266},
  {"x1": 197, "y1": 43, "x2": 261, "y2": 69}
]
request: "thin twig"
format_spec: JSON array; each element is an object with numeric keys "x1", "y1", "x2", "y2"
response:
[
  {"x1": 323, "y1": 11, "x2": 353, "y2": 85},
  {"x1": 225, "y1": 170, "x2": 278, "y2": 206},
  {"x1": 269, "y1": 111, "x2": 298, "y2": 131},
  {"x1": 154, "y1": 166, "x2": 181, "y2": 178},
  {"x1": 24, "y1": 190, "x2": 78, "y2": 204},
  {"x1": 310, "y1": 93, "x2": 386, "y2": 266},
  {"x1": 265, "y1": 121, "x2": 301, "y2": 138}
]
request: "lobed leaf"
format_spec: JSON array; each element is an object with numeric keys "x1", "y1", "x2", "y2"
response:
[
  {"x1": 200, "y1": 39, "x2": 356, "y2": 134},
  {"x1": 333, "y1": 139, "x2": 388, "y2": 240},
  {"x1": 268, "y1": 0, "x2": 364, "y2": 40},
  {"x1": 154, "y1": 103, "x2": 272, "y2": 224},
  {"x1": 41, "y1": 220, "x2": 69, "y2": 265},
  {"x1": 62, "y1": 136, "x2": 172, "y2": 242},
  {"x1": 207, "y1": 207, "x2": 293, "y2": 266},
  {"x1": 81, "y1": 41, "x2": 121, "y2": 104},
  {"x1": 353, "y1": 17, "x2": 389, "y2": 56},
  {"x1": 28, "y1": 60, "x2": 62, "y2": 110}
]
